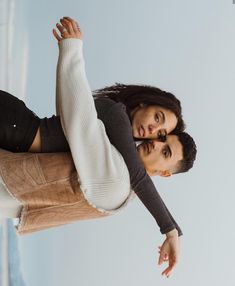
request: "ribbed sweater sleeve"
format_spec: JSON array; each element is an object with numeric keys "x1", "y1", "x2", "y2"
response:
[
  {"x1": 95, "y1": 98, "x2": 182, "y2": 236},
  {"x1": 56, "y1": 39, "x2": 129, "y2": 205}
]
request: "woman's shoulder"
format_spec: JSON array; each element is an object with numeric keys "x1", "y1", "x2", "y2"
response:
[
  {"x1": 94, "y1": 97, "x2": 127, "y2": 119},
  {"x1": 94, "y1": 97, "x2": 125, "y2": 109}
]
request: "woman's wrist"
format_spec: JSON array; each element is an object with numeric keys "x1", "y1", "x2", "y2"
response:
[{"x1": 166, "y1": 228, "x2": 178, "y2": 238}]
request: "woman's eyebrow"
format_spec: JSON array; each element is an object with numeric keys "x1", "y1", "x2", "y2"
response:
[{"x1": 159, "y1": 111, "x2": 165, "y2": 123}]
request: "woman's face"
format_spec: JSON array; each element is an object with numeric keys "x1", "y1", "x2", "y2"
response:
[{"x1": 130, "y1": 104, "x2": 178, "y2": 139}]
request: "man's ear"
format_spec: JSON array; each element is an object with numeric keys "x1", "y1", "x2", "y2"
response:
[
  {"x1": 147, "y1": 170, "x2": 172, "y2": 177},
  {"x1": 156, "y1": 170, "x2": 172, "y2": 177}
]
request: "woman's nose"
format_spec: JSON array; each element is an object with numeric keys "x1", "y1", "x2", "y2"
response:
[{"x1": 148, "y1": 124, "x2": 158, "y2": 134}]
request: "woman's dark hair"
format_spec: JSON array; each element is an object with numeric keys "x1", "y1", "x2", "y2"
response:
[{"x1": 94, "y1": 83, "x2": 185, "y2": 133}]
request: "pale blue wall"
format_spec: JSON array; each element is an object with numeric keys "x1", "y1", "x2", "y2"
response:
[{"x1": 1, "y1": 0, "x2": 235, "y2": 285}]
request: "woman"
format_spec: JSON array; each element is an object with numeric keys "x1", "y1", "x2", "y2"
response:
[
  {"x1": 0, "y1": 28, "x2": 184, "y2": 153},
  {"x1": 0, "y1": 17, "x2": 196, "y2": 277},
  {"x1": 0, "y1": 88, "x2": 184, "y2": 154}
]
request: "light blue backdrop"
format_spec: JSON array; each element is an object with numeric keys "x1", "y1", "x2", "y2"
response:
[{"x1": 1, "y1": 0, "x2": 235, "y2": 285}]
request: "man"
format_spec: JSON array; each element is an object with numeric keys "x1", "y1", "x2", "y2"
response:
[{"x1": 0, "y1": 130, "x2": 196, "y2": 279}]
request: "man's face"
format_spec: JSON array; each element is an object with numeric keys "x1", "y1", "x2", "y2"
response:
[{"x1": 137, "y1": 135, "x2": 183, "y2": 177}]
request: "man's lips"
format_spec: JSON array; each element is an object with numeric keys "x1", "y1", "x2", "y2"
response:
[{"x1": 143, "y1": 141, "x2": 153, "y2": 154}]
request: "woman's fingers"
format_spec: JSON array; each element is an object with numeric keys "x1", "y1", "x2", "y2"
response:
[
  {"x1": 161, "y1": 264, "x2": 173, "y2": 277},
  {"x1": 161, "y1": 263, "x2": 174, "y2": 277},
  {"x1": 158, "y1": 251, "x2": 167, "y2": 265},
  {"x1": 161, "y1": 256, "x2": 177, "y2": 278},
  {"x1": 157, "y1": 247, "x2": 169, "y2": 260}
]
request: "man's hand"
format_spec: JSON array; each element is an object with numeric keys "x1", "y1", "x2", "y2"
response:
[
  {"x1": 53, "y1": 16, "x2": 83, "y2": 42},
  {"x1": 158, "y1": 229, "x2": 181, "y2": 278}
]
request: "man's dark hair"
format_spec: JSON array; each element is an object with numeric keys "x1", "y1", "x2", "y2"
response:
[
  {"x1": 94, "y1": 83, "x2": 185, "y2": 133},
  {"x1": 174, "y1": 132, "x2": 197, "y2": 174}
]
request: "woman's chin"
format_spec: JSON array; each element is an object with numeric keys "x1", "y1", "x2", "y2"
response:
[{"x1": 132, "y1": 128, "x2": 139, "y2": 139}]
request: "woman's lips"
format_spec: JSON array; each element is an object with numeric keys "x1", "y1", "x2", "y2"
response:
[{"x1": 138, "y1": 125, "x2": 145, "y2": 138}]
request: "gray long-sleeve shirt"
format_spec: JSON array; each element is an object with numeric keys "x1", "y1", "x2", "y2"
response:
[
  {"x1": 95, "y1": 97, "x2": 182, "y2": 236},
  {"x1": 56, "y1": 39, "x2": 182, "y2": 236}
]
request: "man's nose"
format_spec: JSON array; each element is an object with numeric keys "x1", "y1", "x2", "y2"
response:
[{"x1": 151, "y1": 140, "x2": 164, "y2": 150}]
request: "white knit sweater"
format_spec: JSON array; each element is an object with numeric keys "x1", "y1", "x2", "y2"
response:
[{"x1": 56, "y1": 39, "x2": 134, "y2": 213}]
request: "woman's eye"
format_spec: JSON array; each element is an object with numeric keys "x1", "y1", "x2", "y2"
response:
[
  {"x1": 158, "y1": 131, "x2": 166, "y2": 142},
  {"x1": 155, "y1": 114, "x2": 159, "y2": 123},
  {"x1": 157, "y1": 132, "x2": 162, "y2": 140}
]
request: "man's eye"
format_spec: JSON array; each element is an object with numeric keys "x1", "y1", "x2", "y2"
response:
[{"x1": 163, "y1": 149, "x2": 169, "y2": 158}]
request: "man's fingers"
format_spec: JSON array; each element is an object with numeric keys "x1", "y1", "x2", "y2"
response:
[
  {"x1": 53, "y1": 17, "x2": 82, "y2": 41},
  {"x1": 56, "y1": 23, "x2": 67, "y2": 35},
  {"x1": 52, "y1": 29, "x2": 62, "y2": 41},
  {"x1": 63, "y1": 16, "x2": 73, "y2": 21},
  {"x1": 62, "y1": 17, "x2": 81, "y2": 34},
  {"x1": 60, "y1": 18, "x2": 73, "y2": 34},
  {"x1": 72, "y1": 20, "x2": 81, "y2": 32}
]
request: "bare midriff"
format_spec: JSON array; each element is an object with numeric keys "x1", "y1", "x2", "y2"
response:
[{"x1": 28, "y1": 127, "x2": 42, "y2": 152}]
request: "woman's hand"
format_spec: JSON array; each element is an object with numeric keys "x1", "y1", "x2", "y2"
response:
[
  {"x1": 53, "y1": 16, "x2": 83, "y2": 42},
  {"x1": 157, "y1": 229, "x2": 181, "y2": 278}
]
